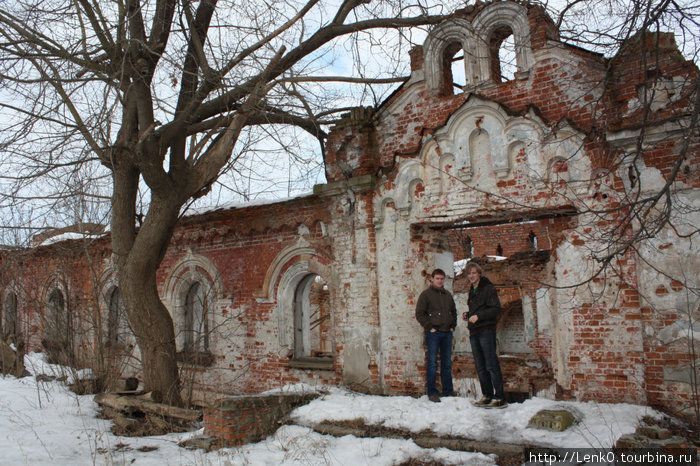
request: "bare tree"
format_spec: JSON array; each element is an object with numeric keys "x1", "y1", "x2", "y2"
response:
[{"x1": 0, "y1": 0, "x2": 452, "y2": 405}]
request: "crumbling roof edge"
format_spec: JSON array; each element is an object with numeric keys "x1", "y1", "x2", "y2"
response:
[{"x1": 415, "y1": 206, "x2": 579, "y2": 230}]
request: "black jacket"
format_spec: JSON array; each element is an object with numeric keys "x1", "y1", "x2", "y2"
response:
[
  {"x1": 415, "y1": 286, "x2": 457, "y2": 332},
  {"x1": 466, "y1": 276, "x2": 501, "y2": 334}
]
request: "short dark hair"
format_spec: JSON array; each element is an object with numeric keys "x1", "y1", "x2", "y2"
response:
[{"x1": 431, "y1": 268, "x2": 446, "y2": 277}]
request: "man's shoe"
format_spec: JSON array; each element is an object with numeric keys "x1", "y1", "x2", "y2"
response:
[
  {"x1": 485, "y1": 398, "x2": 508, "y2": 409},
  {"x1": 428, "y1": 395, "x2": 441, "y2": 403},
  {"x1": 473, "y1": 396, "x2": 491, "y2": 407}
]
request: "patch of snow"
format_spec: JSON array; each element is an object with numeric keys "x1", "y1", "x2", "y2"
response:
[
  {"x1": 184, "y1": 191, "x2": 314, "y2": 217},
  {"x1": 38, "y1": 232, "x2": 106, "y2": 247},
  {"x1": 0, "y1": 353, "x2": 672, "y2": 465},
  {"x1": 454, "y1": 258, "x2": 469, "y2": 276},
  {"x1": 24, "y1": 352, "x2": 95, "y2": 384}
]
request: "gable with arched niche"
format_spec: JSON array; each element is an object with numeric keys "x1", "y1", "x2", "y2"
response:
[
  {"x1": 432, "y1": 97, "x2": 527, "y2": 185},
  {"x1": 257, "y1": 239, "x2": 334, "y2": 368},
  {"x1": 374, "y1": 97, "x2": 592, "y2": 225},
  {"x1": 162, "y1": 251, "x2": 227, "y2": 364},
  {"x1": 423, "y1": 2, "x2": 534, "y2": 93},
  {"x1": 434, "y1": 105, "x2": 592, "y2": 198}
]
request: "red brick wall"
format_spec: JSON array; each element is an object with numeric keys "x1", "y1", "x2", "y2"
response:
[
  {"x1": 448, "y1": 217, "x2": 573, "y2": 260},
  {"x1": 162, "y1": 196, "x2": 342, "y2": 396},
  {"x1": 204, "y1": 394, "x2": 317, "y2": 445},
  {"x1": 0, "y1": 237, "x2": 113, "y2": 369}
]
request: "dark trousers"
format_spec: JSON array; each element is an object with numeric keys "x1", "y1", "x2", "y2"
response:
[
  {"x1": 425, "y1": 330, "x2": 454, "y2": 396},
  {"x1": 469, "y1": 328, "x2": 505, "y2": 400}
]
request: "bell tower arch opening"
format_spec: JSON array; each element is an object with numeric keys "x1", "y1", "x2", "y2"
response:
[
  {"x1": 444, "y1": 42, "x2": 466, "y2": 94},
  {"x1": 489, "y1": 25, "x2": 517, "y2": 82}
]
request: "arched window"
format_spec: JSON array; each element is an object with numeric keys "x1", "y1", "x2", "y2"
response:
[
  {"x1": 163, "y1": 255, "x2": 222, "y2": 366},
  {"x1": 424, "y1": 3, "x2": 533, "y2": 90},
  {"x1": 45, "y1": 288, "x2": 72, "y2": 364},
  {"x1": 183, "y1": 282, "x2": 209, "y2": 353},
  {"x1": 443, "y1": 42, "x2": 465, "y2": 94},
  {"x1": 47, "y1": 289, "x2": 67, "y2": 338},
  {"x1": 107, "y1": 287, "x2": 127, "y2": 346},
  {"x1": 489, "y1": 25, "x2": 517, "y2": 82},
  {"x1": 2, "y1": 291, "x2": 18, "y2": 339},
  {"x1": 294, "y1": 274, "x2": 331, "y2": 360}
]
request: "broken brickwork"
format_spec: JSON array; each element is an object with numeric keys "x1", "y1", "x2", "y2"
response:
[{"x1": 1, "y1": 1, "x2": 697, "y2": 415}]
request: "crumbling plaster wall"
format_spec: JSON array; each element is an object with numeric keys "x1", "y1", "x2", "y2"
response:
[
  {"x1": 610, "y1": 133, "x2": 699, "y2": 409},
  {"x1": 340, "y1": 1, "x2": 698, "y2": 406},
  {"x1": 368, "y1": 53, "x2": 604, "y2": 397},
  {"x1": 313, "y1": 178, "x2": 383, "y2": 392},
  {"x1": 636, "y1": 200, "x2": 700, "y2": 408},
  {"x1": 374, "y1": 214, "x2": 442, "y2": 394}
]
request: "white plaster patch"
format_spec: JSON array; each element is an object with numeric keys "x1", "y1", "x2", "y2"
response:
[
  {"x1": 535, "y1": 288, "x2": 552, "y2": 332},
  {"x1": 624, "y1": 75, "x2": 689, "y2": 116},
  {"x1": 656, "y1": 320, "x2": 700, "y2": 345},
  {"x1": 434, "y1": 251, "x2": 455, "y2": 281}
]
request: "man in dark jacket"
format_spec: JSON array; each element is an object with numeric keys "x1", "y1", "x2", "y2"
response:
[
  {"x1": 463, "y1": 262, "x2": 507, "y2": 408},
  {"x1": 415, "y1": 268, "x2": 457, "y2": 402}
]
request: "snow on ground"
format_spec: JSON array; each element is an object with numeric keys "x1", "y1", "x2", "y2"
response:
[
  {"x1": 289, "y1": 389, "x2": 653, "y2": 450},
  {"x1": 0, "y1": 352, "x2": 661, "y2": 465}
]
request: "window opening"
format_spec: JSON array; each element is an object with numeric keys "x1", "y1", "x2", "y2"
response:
[
  {"x1": 464, "y1": 235, "x2": 474, "y2": 258},
  {"x1": 442, "y1": 42, "x2": 464, "y2": 95},
  {"x1": 2, "y1": 291, "x2": 18, "y2": 339},
  {"x1": 45, "y1": 288, "x2": 72, "y2": 364},
  {"x1": 184, "y1": 282, "x2": 209, "y2": 353},
  {"x1": 294, "y1": 274, "x2": 331, "y2": 360},
  {"x1": 628, "y1": 166, "x2": 637, "y2": 188},
  {"x1": 47, "y1": 289, "x2": 67, "y2": 339},
  {"x1": 496, "y1": 244, "x2": 504, "y2": 256},
  {"x1": 450, "y1": 51, "x2": 466, "y2": 93},
  {"x1": 496, "y1": 287, "x2": 531, "y2": 354},
  {"x1": 452, "y1": 228, "x2": 475, "y2": 261},
  {"x1": 489, "y1": 26, "x2": 517, "y2": 82},
  {"x1": 527, "y1": 231, "x2": 538, "y2": 251}
]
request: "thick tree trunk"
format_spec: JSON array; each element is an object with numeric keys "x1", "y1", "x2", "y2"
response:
[
  {"x1": 112, "y1": 164, "x2": 185, "y2": 406},
  {"x1": 121, "y1": 271, "x2": 182, "y2": 406}
]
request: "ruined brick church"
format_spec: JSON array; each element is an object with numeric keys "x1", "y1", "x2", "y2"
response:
[{"x1": 2, "y1": 1, "x2": 698, "y2": 415}]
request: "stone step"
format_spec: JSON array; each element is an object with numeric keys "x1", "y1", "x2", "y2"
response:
[{"x1": 306, "y1": 421, "x2": 524, "y2": 461}]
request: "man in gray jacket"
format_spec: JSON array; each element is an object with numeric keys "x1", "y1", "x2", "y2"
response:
[{"x1": 415, "y1": 268, "x2": 457, "y2": 402}]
